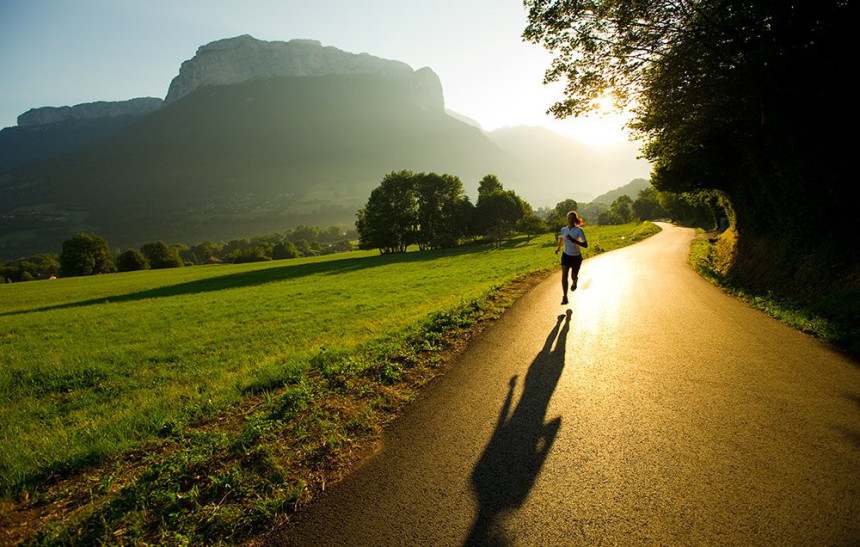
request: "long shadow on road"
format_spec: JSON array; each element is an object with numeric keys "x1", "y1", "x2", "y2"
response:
[{"x1": 467, "y1": 310, "x2": 571, "y2": 546}]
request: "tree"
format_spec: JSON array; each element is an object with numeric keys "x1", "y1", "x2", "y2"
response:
[
  {"x1": 658, "y1": 191, "x2": 725, "y2": 230},
  {"x1": 517, "y1": 213, "x2": 547, "y2": 243},
  {"x1": 610, "y1": 195, "x2": 633, "y2": 223},
  {"x1": 140, "y1": 241, "x2": 184, "y2": 269},
  {"x1": 597, "y1": 195, "x2": 633, "y2": 225},
  {"x1": 320, "y1": 224, "x2": 347, "y2": 244},
  {"x1": 546, "y1": 198, "x2": 580, "y2": 229},
  {"x1": 597, "y1": 196, "x2": 633, "y2": 225},
  {"x1": 452, "y1": 196, "x2": 478, "y2": 242},
  {"x1": 172, "y1": 244, "x2": 194, "y2": 265},
  {"x1": 415, "y1": 172, "x2": 467, "y2": 250},
  {"x1": 632, "y1": 187, "x2": 668, "y2": 221},
  {"x1": 116, "y1": 249, "x2": 150, "y2": 272},
  {"x1": 356, "y1": 171, "x2": 418, "y2": 253},
  {"x1": 524, "y1": 0, "x2": 855, "y2": 279},
  {"x1": 576, "y1": 202, "x2": 607, "y2": 226},
  {"x1": 332, "y1": 240, "x2": 355, "y2": 253},
  {"x1": 59, "y1": 233, "x2": 116, "y2": 277},
  {"x1": 190, "y1": 241, "x2": 223, "y2": 264},
  {"x1": 477, "y1": 174, "x2": 504, "y2": 200},
  {"x1": 553, "y1": 199, "x2": 579, "y2": 219},
  {"x1": 289, "y1": 225, "x2": 321, "y2": 244},
  {"x1": 272, "y1": 241, "x2": 301, "y2": 260},
  {"x1": 476, "y1": 183, "x2": 530, "y2": 249},
  {"x1": 1, "y1": 253, "x2": 60, "y2": 282},
  {"x1": 229, "y1": 246, "x2": 271, "y2": 263}
]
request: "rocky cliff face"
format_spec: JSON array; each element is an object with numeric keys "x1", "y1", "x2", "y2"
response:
[
  {"x1": 164, "y1": 35, "x2": 444, "y2": 112},
  {"x1": 17, "y1": 97, "x2": 164, "y2": 127}
]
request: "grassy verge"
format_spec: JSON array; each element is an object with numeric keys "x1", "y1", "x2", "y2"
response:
[
  {"x1": 689, "y1": 232, "x2": 859, "y2": 354},
  {"x1": 1, "y1": 222, "x2": 658, "y2": 545}
]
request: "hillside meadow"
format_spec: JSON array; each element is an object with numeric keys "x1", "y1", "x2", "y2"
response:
[{"x1": 0, "y1": 222, "x2": 659, "y2": 544}]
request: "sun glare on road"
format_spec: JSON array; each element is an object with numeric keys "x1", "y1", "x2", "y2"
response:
[{"x1": 570, "y1": 253, "x2": 627, "y2": 342}]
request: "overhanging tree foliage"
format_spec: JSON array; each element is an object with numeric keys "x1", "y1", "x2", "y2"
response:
[{"x1": 524, "y1": 0, "x2": 854, "y2": 271}]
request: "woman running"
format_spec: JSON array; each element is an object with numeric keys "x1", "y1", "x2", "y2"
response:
[{"x1": 555, "y1": 210, "x2": 588, "y2": 305}]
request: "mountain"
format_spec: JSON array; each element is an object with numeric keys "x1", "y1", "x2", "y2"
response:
[
  {"x1": 163, "y1": 35, "x2": 443, "y2": 112},
  {"x1": 0, "y1": 75, "x2": 538, "y2": 258},
  {"x1": 591, "y1": 178, "x2": 651, "y2": 204},
  {"x1": 0, "y1": 114, "x2": 149, "y2": 173},
  {"x1": 0, "y1": 35, "x2": 649, "y2": 259},
  {"x1": 16, "y1": 97, "x2": 164, "y2": 127}
]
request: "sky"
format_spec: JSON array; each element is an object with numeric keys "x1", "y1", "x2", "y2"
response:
[{"x1": 0, "y1": 0, "x2": 649, "y2": 156}]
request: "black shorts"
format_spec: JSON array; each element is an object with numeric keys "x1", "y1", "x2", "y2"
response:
[{"x1": 561, "y1": 252, "x2": 583, "y2": 274}]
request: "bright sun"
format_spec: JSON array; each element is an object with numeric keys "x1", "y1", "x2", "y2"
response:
[
  {"x1": 594, "y1": 95, "x2": 616, "y2": 115},
  {"x1": 547, "y1": 109, "x2": 634, "y2": 149}
]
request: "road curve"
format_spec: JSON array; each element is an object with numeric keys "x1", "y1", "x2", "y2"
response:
[{"x1": 266, "y1": 223, "x2": 859, "y2": 546}]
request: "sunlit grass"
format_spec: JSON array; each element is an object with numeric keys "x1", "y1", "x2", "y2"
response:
[
  {"x1": 1, "y1": 237, "x2": 544, "y2": 494},
  {"x1": 0, "y1": 222, "x2": 659, "y2": 500}
]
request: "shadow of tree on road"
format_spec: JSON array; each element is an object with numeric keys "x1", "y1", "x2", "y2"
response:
[{"x1": 466, "y1": 310, "x2": 571, "y2": 546}]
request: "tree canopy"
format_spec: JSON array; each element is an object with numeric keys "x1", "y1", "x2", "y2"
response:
[
  {"x1": 141, "y1": 241, "x2": 184, "y2": 269},
  {"x1": 356, "y1": 171, "x2": 531, "y2": 253},
  {"x1": 476, "y1": 182, "x2": 531, "y2": 249},
  {"x1": 59, "y1": 233, "x2": 115, "y2": 277},
  {"x1": 356, "y1": 171, "x2": 419, "y2": 254},
  {"x1": 524, "y1": 0, "x2": 854, "y2": 273},
  {"x1": 116, "y1": 249, "x2": 150, "y2": 272}
]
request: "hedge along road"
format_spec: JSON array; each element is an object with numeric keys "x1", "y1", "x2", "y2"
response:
[{"x1": 264, "y1": 223, "x2": 860, "y2": 546}]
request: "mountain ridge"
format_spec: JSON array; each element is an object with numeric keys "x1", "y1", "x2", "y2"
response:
[{"x1": 165, "y1": 35, "x2": 444, "y2": 112}]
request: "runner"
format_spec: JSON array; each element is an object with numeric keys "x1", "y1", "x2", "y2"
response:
[{"x1": 555, "y1": 210, "x2": 588, "y2": 305}]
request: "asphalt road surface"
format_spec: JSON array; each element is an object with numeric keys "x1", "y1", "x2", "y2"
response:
[{"x1": 267, "y1": 223, "x2": 859, "y2": 546}]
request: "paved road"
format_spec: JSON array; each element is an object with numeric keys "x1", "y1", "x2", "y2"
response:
[{"x1": 267, "y1": 224, "x2": 860, "y2": 546}]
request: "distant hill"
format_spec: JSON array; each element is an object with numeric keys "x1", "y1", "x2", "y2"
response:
[
  {"x1": 486, "y1": 126, "x2": 650, "y2": 203},
  {"x1": 591, "y1": 178, "x2": 651, "y2": 204}
]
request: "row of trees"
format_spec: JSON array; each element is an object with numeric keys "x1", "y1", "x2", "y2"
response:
[
  {"x1": 356, "y1": 171, "x2": 538, "y2": 253},
  {"x1": 0, "y1": 224, "x2": 357, "y2": 281},
  {"x1": 355, "y1": 170, "x2": 710, "y2": 254}
]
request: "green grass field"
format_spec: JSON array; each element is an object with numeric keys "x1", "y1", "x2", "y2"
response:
[{"x1": 1, "y1": 222, "x2": 659, "y2": 544}]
